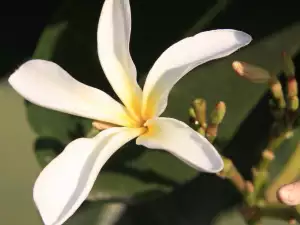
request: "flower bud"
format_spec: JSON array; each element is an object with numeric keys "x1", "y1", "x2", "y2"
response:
[
  {"x1": 289, "y1": 96, "x2": 299, "y2": 111},
  {"x1": 92, "y1": 121, "x2": 116, "y2": 130},
  {"x1": 269, "y1": 79, "x2": 286, "y2": 108},
  {"x1": 192, "y1": 98, "x2": 207, "y2": 128},
  {"x1": 270, "y1": 81, "x2": 282, "y2": 99},
  {"x1": 287, "y1": 78, "x2": 298, "y2": 98},
  {"x1": 188, "y1": 107, "x2": 196, "y2": 119},
  {"x1": 211, "y1": 101, "x2": 226, "y2": 125},
  {"x1": 197, "y1": 127, "x2": 206, "y2": 136},
  {"x1": 232, "y1": 61, "x2": 271, "y2": 83},
  {"x1": 206, "y1": 125, "x2": 218, "y2": 143}
]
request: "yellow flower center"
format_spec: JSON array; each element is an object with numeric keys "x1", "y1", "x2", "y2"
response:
[{"x1": 92, "y1": 97, "x2": 156, "y2": 134}]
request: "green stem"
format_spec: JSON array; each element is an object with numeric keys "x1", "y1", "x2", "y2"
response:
[
  {"x1": 267, "y1": 131, "x2": 292, "y2": 150},
  {"x1": 252, "y1": 171, "x2": 268, "y2": 201},
  {"x1": 219, "y1": 156, "x2": 246, "y2": 193},
  {"x1": 241, "y1": 203, "x2": 297, "y2": 225},
  {"x1": 204, "y1": 117, "x2": 246, "y2": 194},
  {"x1": 251, "y1": 130, "x2": 292, "y2": 199},
  {"x1": 205, "y1": 124, "x2": 218, "y2": 143},
  {"x1": 257, "y1": 150, "x2": 274, "y2": 171}
]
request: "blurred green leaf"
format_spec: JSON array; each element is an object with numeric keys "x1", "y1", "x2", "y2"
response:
[
  {"x1": 26, "y1": 101, "x2": 89, "y2": 142},
  {"x1": 34, "y1": 137, "x2": 64, "y2": 167}
]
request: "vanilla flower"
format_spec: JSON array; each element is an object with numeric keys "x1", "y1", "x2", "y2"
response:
[{"x1": 9, "y1": 0, "x2": 251, "y2": 224}]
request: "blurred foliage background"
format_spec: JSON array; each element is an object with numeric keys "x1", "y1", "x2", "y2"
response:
[{"x1": 1, "y1": 0, "x2": 300, "y2": 225}]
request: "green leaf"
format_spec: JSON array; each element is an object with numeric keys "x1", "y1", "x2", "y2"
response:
[
  {"x1": 34, "y1": 137, "x2": 64, "y2": 167},
  {"x1": 26, "y1": 101, "x2": 89, "y2": 142}
]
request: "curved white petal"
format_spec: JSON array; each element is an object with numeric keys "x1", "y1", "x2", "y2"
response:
[
  {"x1": 33, "y1": 127, "x2": 143, "y2": 225},
  {"x1": 142, "y1": 29, "x2": 252, "y2": 119},
  {"x1": 136, "y1": 117, "x2": 223, "y2": 173},
  {"x1": 8, "y1": 60, "x2": 137, "y2": 127},
  {"x1": 98, "y1": 0, "x2": 142, "y2": 120}
]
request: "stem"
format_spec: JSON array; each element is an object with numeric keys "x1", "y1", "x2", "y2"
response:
[
  {"x1": 245, "y1": 181, "x2": 256, "y2": 206},
  {"x1": 249, "y1": 150, "x2": 274, "y2": 201},
  {"x1": 269, "y1": 78, "x2": 286, "y2": 109},
  {"x1": 240, "y1": 203, "x2": 297, "y2": 225},
  {"x1": 192, "y1": 99, "x2": 207, "y2": 128},
  {"x1": 205, "y1": 124, "x2": 218, "y2": 143},
  {"x1": 190, "y1": 99, "x2": 245, "y2": 194},
  {"x1": 256, "y1": 150, "x2": 275, "y2": 171},
  {"x1": 248, "y1": 130, "x2": 291, "y2": 205},
  {"x1": 218, "y1": 156, "x2": 246, "y2": 193},
  {"x1": 205, "y1": 119, "x2": 246, "y2": 194},
  {"x1": 252, "y1": 171, "x2": 268, "y2": 202},
  {"x1": 239, "y1": 204, "x2": 261, "y2": 225},
  {"x1": 267, "y1": 130, "x2": 292, "y2": 150}
]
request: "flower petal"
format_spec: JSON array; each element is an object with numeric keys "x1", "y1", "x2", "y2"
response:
[
  {"x1": 142, "y1": 29, "x2": 252, "y2": 119},
  {"x1": 9, "y1": 60, "x2": 137, "y2": 127},
  {"x1": 33, "y1": 127, "x2": 143, "y2": 225},
  {"x1": 136, "y1": 117, "x2": 223, "y2": 173},
  {"x1": 97, "y1": 0, "x2": 142, "y2": 120}
]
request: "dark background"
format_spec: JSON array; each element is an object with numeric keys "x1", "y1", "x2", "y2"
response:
[
  {"x1": 0, "y1": 0, "x2": 299, "y2": 77},
  {"x1": 0, "y1": 0, "x2": 61, "y2": 76}
]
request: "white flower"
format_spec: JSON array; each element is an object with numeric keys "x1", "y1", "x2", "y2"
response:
[{"x1": 8, "y1": 0, "x2": 251, "y2": 224}]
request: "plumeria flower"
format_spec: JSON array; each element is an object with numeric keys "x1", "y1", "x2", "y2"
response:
[{"x1": 9, "y1": 0, "x2": 251, "y2": 224}]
